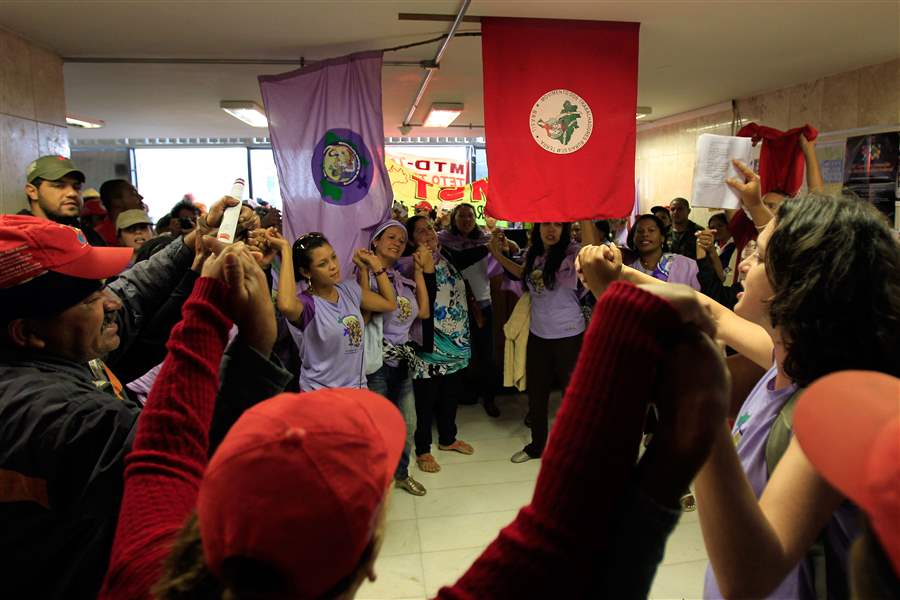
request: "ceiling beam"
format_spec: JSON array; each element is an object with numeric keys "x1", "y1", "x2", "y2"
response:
[{"x1": 398, "y1": 13, "x2": 482, "y2": 23}]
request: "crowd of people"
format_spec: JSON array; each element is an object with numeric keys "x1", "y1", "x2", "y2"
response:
[{"x1": 0, "y1": 138, "x2": 898, "y2": 600}]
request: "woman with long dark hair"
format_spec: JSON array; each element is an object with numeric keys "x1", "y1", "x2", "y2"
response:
[
  {"x1": 490, "y1": 222, "x2": 586, "y2": 463},
  {"x1": 439, "y1": 203, "x2": 501, "y2": 417}
]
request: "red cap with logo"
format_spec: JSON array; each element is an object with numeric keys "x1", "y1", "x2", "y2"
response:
[
  {"x1": 197, "y1": 388, "x2": 406, "y2": 598},
  {"x1": 0, "y1": 215, "x2": 132, "y2": 289},
  {"x1": 414, "y1": 200, "x2": 433, "y2": 212},
  {"x1": 794, "y1": 371, "x2": 900, "y2": 575}
]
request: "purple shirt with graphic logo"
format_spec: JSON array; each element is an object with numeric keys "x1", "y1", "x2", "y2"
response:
[
  {"x1": 527, "y1": 243, "x2": 585, "y2": 340},
  {"x1": 371, "y1": 269, "x2": 420, "y2": 367},
  {"x1": 287, "y1": 280, "x2": 366, "y2": 391},
  {"x1": 705, "y1": 365, "x2": 858, "y2": 599}
]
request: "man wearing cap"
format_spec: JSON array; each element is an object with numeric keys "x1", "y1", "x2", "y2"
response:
[
  {"x1": 0, "y1": 211, "x2": 291, "y2": 599},
  {"x1": 22, "y1": 155, "x2": 108, "y2": 247},
  {"x1": 81, "y1": 187, "x2": 107, "y2": 228},
  {"x1": 115, "y1": 209, "x2": 154, "y2": 250}
]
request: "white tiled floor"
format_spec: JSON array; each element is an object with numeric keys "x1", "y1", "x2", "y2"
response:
[{"x1": 358, "y1": 392, "x2": 709, "y2": 600}]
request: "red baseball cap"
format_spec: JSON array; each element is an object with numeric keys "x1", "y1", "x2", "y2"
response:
[
  {"x1": 0, "y1": 215, "x2": 132, "y2": 288},
  {"x1": 197, "y1": 388, "x2": 406, "y2": 598},
  {"x1": 794, "y1": 371, "x2": 900, "y2": 575},
  {"x1": 414, "y1": 201, "x2": 433, "y2": 212},
  {"x1": 80, "y1": 197, "x2": 107, "y2": 218}
]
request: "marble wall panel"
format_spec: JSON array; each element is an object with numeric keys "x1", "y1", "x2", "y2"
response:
[
  {"x1": 31, "y1": 45, "x2": 66, "y2": 126},
  {"x1": 0, "y1": 114, "x2": 39, "y2": 214},
  {"x1": 788, "y1": 78, "x2": 824, "y2": 129},
  {"x1": 858, "y1": 60, "x2": 900, "y2": 127},
  {"x1": 0, "y1": 30, "x2": 36, "y2": 120},
  {"x1": 821, "y1": 70, "x2": 860, "y2": 132}
]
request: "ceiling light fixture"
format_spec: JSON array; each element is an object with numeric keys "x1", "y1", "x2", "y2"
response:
[
  {"x1": 423, "y1": 102, "x2": 463, "y2": 128},
  {"x1": 220, "y1": 101, "x2": 268, "y2": 128},
  {"x1": 636, "y1": 106, "x2": 653, "y2": 120},
  {"x1": 66, "y1": 114, "x2": 105, "y2": 128}
]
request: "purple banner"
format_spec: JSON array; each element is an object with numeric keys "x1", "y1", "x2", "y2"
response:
[{"x1": 260, "y1": 51, "x2": 392, "y2": 281}]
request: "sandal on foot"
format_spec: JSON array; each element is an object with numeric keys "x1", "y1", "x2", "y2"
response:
[
  {"x1": 416, "y1": 453, "x2": 441, "y2": 473},
  {"x1": 438, "y1": 440, "x2": 474, "y2": 455}
]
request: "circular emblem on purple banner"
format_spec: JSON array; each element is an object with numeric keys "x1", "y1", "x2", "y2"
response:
[{"x1": 311, "y1": 129, "x2": 373, "y2": 205}]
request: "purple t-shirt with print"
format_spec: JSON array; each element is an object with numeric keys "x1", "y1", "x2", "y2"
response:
[
  {"x1": 705, "y1": 365, "x2": 859, "y2": 600},
  {"x1": 526, "y1": 243, "x2": 585, "y2": 340},
  {"x1": 630, "y1": 253, "x2": 700, "y2": 290},
  {"x1": 287, "y1": 280, "x2": 366, "y2": 391},
  {"x1": 371, "y1": 269, "x2": 419, "y2": 367}
]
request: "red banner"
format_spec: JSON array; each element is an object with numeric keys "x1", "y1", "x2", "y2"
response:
[{"x1": 481, "y1": 18, "x2": 639, "y2": 221}]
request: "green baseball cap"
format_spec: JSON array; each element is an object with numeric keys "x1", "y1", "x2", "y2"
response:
[
  {"x1": 26, "y1": 155, "x2": 86, "y2": 184},
  {"x1": 115, "y1": 209, "x2": 153, "y2": 232}
]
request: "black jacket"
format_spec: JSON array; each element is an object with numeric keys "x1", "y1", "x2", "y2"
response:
[{"x1": 0, "y1": 238, "x2": 292, "y2": 599}]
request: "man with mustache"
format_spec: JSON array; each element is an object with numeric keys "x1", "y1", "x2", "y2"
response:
[
  {"x1": 21, "y1": 155, "x2": 107, "y2": 246},
  {"x1": 0, "y1": 212, "x2": 291, "y2": 599}
]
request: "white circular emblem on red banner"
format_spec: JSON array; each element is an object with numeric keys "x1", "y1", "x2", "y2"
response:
[{"x1": 529, "y1": 89, "x2": 593, "y2": 154}]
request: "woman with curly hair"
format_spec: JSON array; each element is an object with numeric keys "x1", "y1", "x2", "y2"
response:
[{"x1": 611, "y1": 160, "x2": 900, "y2": 599}]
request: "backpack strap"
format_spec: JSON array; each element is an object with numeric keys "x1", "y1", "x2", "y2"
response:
[
  {"x1": 764, "y1": 388, "x2": 802, "y2": 478},
  {"x1": 764, "y1": 388, "x2": 828, "y2": 600}
]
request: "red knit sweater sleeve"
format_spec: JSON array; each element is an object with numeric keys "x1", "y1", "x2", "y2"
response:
[
  {"x1": 439, "y1": 281, "x2": 682, "y2": 599},
  {"x1": 99, "y1": 278, "x2": 233, "y2": 600}
]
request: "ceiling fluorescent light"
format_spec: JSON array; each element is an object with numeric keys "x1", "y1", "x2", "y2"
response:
[
  {"x1": 636, "y1": 106, "x2": 652, "y2": 120},
  {"x1": 220, "y1": 101, "x2": 268, "y2": 128},
  {"x1": 66, "y1": 114, "x2": 105, "y2": 128},
  {"x1": 423, "y1": 103, "x2": 463, "y2": 128}
]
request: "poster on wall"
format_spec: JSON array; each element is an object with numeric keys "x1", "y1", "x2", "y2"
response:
[
  {"x1": 387, "y1": 158, "x2": 489, "y2": 222},
  {"x1": 385, "y1": 146, "x2": 470, "y2": 188},
  {"x1": 815, "y1": 140, "x2": 846, "y2": 185},
  {"x1": 843, "y1": 132, "x2": 899, "y2": 224}
]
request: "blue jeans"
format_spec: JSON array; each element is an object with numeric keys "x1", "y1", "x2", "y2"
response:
[{"x1": 367, "y1": 363, "x2": 414, "y2": 480}]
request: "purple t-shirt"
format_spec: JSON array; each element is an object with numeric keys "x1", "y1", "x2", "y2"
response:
[
  {"x1": 526, "y1": 243, "x2": 585, "y2": 340},
  {"x1": 287, "y1": 280, "x2": 366, "y2": 391},
  {"x1": 704, "y1": 365, "x2": 863, "y2": 600},
  {"x1": 630, "y1": 253, "x2": 700, "y2": 290},
  {"x1": 371, "y1": 269, "x2": 419, "y2": 367}
]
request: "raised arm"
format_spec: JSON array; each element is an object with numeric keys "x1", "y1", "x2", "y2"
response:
[
  {"x1": 100, "y1": 245, "x2": 276, "y2": 599},
  {"x1": 355, "y1": 249, "x2": 398, "y2": 313},
  {"x1": 413, "y1": 244, "x2": 434, "y2": 319},
  {"x1": 800, "y1": 134, "x2": 824, "y2": 193},
  {"x1": 578, "y1": 219, "x2": 602, "y2": 247},
  {"x1": 489, "y1": 231, "x2": 525, "y2": 279},
  {"x1": 696, "y1": 426, "x2": 844, "y2": 598},
  {"x1": 696, "y1": 229, "x2": 726, "y2": 282},
  {"x1": 266, "y1": 231, "x2": 303, "y2": 324},
  {"x1": 625, "y1": 261, "x2": 773, "y2": 368},
  {"x1": 727, "y1": 160, "x2": 775, "y2": 229}
]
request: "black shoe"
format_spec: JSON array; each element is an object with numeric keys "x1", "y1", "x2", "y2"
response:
[{"x1": 483, "y1": 398, "x2": 500, "y2": 418}]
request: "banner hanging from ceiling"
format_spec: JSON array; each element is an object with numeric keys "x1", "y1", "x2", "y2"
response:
[
  {"x1": 387, "y1": 158, "x2": 488, "y2": 218},
  {"x1": 259, "y1": 51, "x2": 392, "y2": 274},
  {"x1": 481, "y1": 17, "x2": 640, "y2": 221}
]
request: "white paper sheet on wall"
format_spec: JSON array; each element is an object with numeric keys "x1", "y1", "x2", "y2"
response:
[{"x1": 691, "y1": 134, "x2": 753, "y2": 209}]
